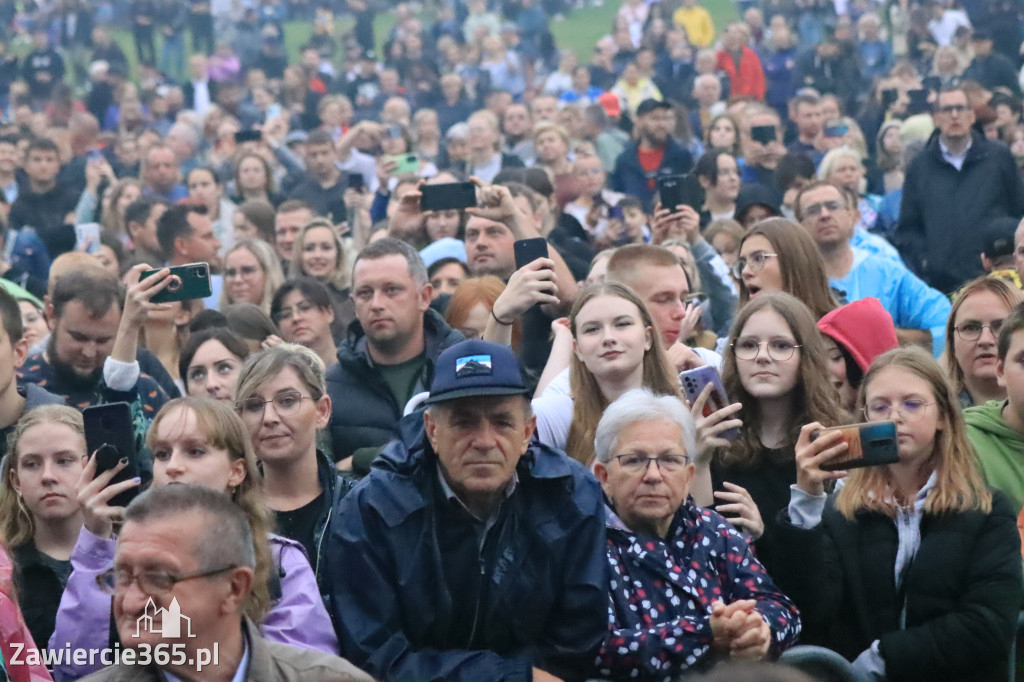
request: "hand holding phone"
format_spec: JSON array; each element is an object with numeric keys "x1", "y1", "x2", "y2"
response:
[
  {"x1": 682, "y1": 367, "x2": 743, "y2": 450},
  {"x1": 139, "y1": 262, "x2": 212, "y2": 304},
  {"x1": 82, "y1": 403, "x2": 142, "y2": 530},
  {"x1": 491, "y1": 257, "x2": 560, "y2": 322},
  {"x1": 795, "y1": 421, "x2": 899, "y2": 495}
]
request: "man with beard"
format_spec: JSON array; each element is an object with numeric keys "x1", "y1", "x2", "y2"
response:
[
  {"x1": 611, "y1": 98, "x2": 694, "y2": 210},
  {"x1": 326, "y1": 238, "x2": 463, "y2": 475},
  {"x1": 18, "y1": 269, "x2": 170, "y2": 469}
]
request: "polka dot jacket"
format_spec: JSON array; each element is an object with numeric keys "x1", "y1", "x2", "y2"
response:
[{"x1": 595, "y1": 497, "x2": 801, "y2": 680}]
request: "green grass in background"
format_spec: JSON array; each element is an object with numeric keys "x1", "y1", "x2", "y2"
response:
[{"x1": 108, "y1": 0, "x2": 740, "y2": 80}]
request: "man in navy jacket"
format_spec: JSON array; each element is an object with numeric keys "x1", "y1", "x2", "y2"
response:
[
  {"x1": 611, "y1": 98, "x2": 694, "y2": 210},
  {"x1": 326, "y1": 339, "x2": 607, "y2": 682}
]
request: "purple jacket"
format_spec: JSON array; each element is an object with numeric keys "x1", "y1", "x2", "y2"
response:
[{"x1": 49, "y1": 527, "x2": 338, "y2": 681}]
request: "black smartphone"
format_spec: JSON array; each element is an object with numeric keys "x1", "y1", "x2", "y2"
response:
[
  {"x1": 83, "y1": 403, "x2": 140, "y2": 508},
  {"x1": 881, "y1": 88, "x2": 898, "y2": 110},
  {"x1": 234, "y1": 129, "x2": 262, "y2": 144},
  {"x1": 327, "y1": 199, "x2": 347, "y2": 225},
  {"x1": 751, "y1": 124, "x2": 776, "y2": 145},
  {"x1": 658, "y1": 174, "x2": 700, "y2": 213},
  {"x1": 907, "y1": 89, "x2": 929, "y2": 115},
  {"x1": 513, "y1": 237, "x2": 549, "y2": 270},
  {"x1": 609, "y1": 205, "x2": 624, "y2": 220},
  {"x1": 140, "y1": 263, "x2": 212, "y2": 303},
  {"x1": 811, "y1": 421, "x2": 899, "y2": 471},
  {"x1": 679, "y1": 366, "x2": 740, "y2": 441},
  {"x1": 347, "y1": 173, "x2": 365, "y2": 191},
  {"x1": 421, "y1": 182, "x2": 477, "y2": 211}
]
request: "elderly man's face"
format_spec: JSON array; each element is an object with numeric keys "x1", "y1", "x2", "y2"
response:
[
  {"x1": 113, "y1": 513, "x2": 243, "y2": 652},
  {"x1": 595, "y1": 418, "x2": 694, "y2": 536},
  {"x1": 425, "y1": 396, "x2": 535, "y2": 505}
]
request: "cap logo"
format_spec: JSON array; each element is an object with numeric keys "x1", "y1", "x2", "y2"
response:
[{"x1": 455, "y1": 354, "x2": 492, "y2": 378}]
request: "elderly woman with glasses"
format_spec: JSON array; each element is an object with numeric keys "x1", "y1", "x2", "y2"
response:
[{"x1": 592, "y1": 388, "x2": 800, "y2": 680}]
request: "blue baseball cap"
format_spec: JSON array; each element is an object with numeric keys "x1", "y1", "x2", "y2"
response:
[{"x1": 425, "y1": 340, "x2": 529, "y2": 404}]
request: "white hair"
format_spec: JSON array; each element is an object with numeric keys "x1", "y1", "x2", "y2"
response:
[{"x1": 593, "y1": 388, "x2": 697, "y2": 464}]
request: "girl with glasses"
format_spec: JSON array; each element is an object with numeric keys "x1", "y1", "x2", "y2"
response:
[
  {"x1": 0, "y1": 406, "x2": 87, "y2": 652},
  {"x1": 734, "y1": 218, "x2": 840, "y2": 320},
  {"x1": 50, "y1": 397, "x2": 339, "y2": 679},
  {"x1": 234, "y1": 344, "x2": 351, "y2": 598},
  {"x1": 774, "y1": 347, "x2": 1020, "y2": 680},
  {"x1": 220, "y1": 239, "x2": 285, "y2": 316},
  {"x1": 945, "y1": 277, "x2": 1024, "y2": 408},
  {"x1": 270, "y1": 278, "x2": 339, "y2": 369},
  {"x1": 693, "y1": 292, "x2": 846, "y2": 574}
]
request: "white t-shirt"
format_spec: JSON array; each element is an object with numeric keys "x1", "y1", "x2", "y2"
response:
[{"x1": 532, "y1": 347, "x2": 723, "y2": 451}]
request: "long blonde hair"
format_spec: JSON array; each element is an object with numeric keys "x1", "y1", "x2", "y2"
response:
[
  {"x1": 220, "y1": 239, "x2": 285, "y2": 316},
  {"x1": 836, "y1": 347, "x2": 992, "y2": 519},
  {"x1": 565, "y1": 282, "x2": 680, "y2": 465},
  {"x1": 0, "y1": 405, "x2": 86, "y2": 549},
  {"x1": 146, "y1": 397, "x2": 274, "y2": 624},
  {"x1": 289, "y1": 218, "x2": 350, "y2": 291}
]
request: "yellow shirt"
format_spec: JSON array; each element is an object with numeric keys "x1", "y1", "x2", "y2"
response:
[{"x1": 672, "y1": 6, "x2": 715, "y2": 47}]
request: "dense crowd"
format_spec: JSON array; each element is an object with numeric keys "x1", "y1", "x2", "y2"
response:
[{"x1": 0, "y1": 0, "x2": 1020, "y2": 680}]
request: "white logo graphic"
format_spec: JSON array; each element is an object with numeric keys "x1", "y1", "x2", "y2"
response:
[{"x1": 134, "y1": 597, "x2": 195, "y2": 639}]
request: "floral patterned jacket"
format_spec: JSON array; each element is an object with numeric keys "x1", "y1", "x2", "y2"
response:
[{"x1": 595, "y1": 497, "x2": 801, "y2": 681}]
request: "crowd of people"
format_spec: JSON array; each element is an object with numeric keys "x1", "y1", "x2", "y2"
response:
[{"x1": 0, "y1": 0, "x2": 1020, "y2": 680}]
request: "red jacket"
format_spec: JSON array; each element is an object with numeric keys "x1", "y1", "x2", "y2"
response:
[{"x1": 715, "y1": 46, "x2": 766, "y2": 100}]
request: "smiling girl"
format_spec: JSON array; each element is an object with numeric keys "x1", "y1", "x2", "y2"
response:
[{"x1": 533, "y1": 282, "x2": 679, "y2": 464}]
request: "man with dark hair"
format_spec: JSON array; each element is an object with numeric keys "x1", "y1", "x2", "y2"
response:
[
  {"x1": 83, "y1": 484, "x2": 372, "y2": 682},
  {"x1": 963, "y1": 29, "x2": 1021, "y2": 97},
  {"x1": 22, "y1": 28, "x2": 64, "y2": 102},
  {"x1": 326, "y1": 238, "x2": 463, "y2": 475},
  {"x1": 157, "y1": 203, "x2": 221, "y2": 268},
  {"x1": 787, "y1": 92, "x2": 823, "y2": 161},
  {"x1": 8, "y1": 137, "x2": 79, "y2": 259},
  {"x1": 0, "y1": 134, "x2": 21, "y2": 205},
  {"x1": 125, "y1": 197, "x2": 168, "y2": 266},
  {"x1": 0, "y1": 287, "x2": 62, "y2": 460},
  {"x1": 327, "y1": 339, "x2": 606, "y2": 682},
  {"x1": 611, "y1": 99, "x2": 694, "y2": 209},
  {"x1": 286, "y1": 130, "x2": 349, "y2": 223},
  {"x1": 18, "y1": 269, "x2": 170, "y2": 458},
  {"x1": 897, "y1": 85, "x2": 1024, "y2": 292}
]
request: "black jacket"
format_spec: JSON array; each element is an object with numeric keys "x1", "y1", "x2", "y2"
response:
[
  {"x1": 8, "y1": 185, "x2": 79, "y2": 258},
  {"x1": 896, "y1": 129, "x2": 1024, "y2": 293},
  {"x1": 12, "y1": 540, "x2": 70, "y2": 651},
  {"x1": 610, "y1": 138, "x2": 694, "y2": 211},
  {"x1": 771, "y1": 490, "x2": 1022, "y2": 682},
  {"x1": 325, "y1": 308, "x2": 463, "y2": 464}
]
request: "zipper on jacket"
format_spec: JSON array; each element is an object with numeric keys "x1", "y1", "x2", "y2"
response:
[{"x1": 466, "y1": 552, "x2": 485, "y2": 647}]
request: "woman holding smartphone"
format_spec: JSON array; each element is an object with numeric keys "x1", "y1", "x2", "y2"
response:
[
  {"x1": 532, "y1": 282, "x2": 679, "y2": 464},
  {"x1": 49, "y1": 396, "x2": 338, "y2": 680},
  {"x1": 694, "y1": 292, "x2": 846, "y2": 572},
  {"x1": 774, "y1": 347, "x2": 1020, "y2": 680}
]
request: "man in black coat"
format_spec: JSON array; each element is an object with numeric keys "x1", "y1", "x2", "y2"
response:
[
  {"x1": 963, "y1": 29, "x2": 1021, "y2": 97},
  {"x1": 896, "y1": 85, "x2": 1024, "y2": 293},
  {"x1": 326, "y1": 238, "x2": 463, "y2": 475}
]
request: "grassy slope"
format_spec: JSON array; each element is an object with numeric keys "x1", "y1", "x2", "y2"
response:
[{"x1": 109, "y1": 0, "x2": 739, "y2": 79}]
